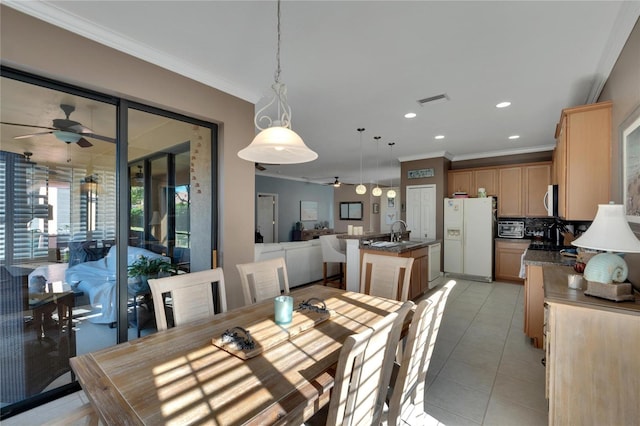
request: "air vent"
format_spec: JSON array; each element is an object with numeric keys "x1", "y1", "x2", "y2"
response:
[{"x1": 417, "y1": 93, "x2": 449, "y2": 106}]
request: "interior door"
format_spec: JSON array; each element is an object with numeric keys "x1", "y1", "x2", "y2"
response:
[
  {"x1": 406, "y1": 185, "x2": 436, "y2": 240},
  {"x1": 257, "y1": 193, "x2": 277, "y2": 243}
]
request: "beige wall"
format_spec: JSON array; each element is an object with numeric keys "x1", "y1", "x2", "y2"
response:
[
  {"x1": 1, "y1": 6, "x2": 256, "y2": 309},
  {"x1": 400, "y1": 157, "x2": 451, "y2": 241},
  {"x1": 598, "y1": 17, "x2": 640, "y2": 206}
]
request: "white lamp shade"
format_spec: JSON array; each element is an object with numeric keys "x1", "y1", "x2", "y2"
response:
[
  {"x1": 387, "y1": 189, "x2": 397, "y2": 199},
  {"x1": 572, "y1": 204, "x2": 640, "y2": 253},
  {"x1": 355, "y1": 184, "x2": 367, "y2": 195},
  {"x1": 372, "y1": 186, "x2": 382, "y2": 196},
  {"x1": 238, "y1": 126, "x2": 317, "y2": 164}
]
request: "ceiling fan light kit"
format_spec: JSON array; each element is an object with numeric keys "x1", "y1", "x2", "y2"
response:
[{"x1": 238, "y1": 0, "x2": 317, "y2": 165}]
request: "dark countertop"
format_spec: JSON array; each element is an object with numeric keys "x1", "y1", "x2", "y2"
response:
[
  {"x1": 495, "y1": 238, "x2": 531, "y2": 244},
  {"x1": 360, "y1": 239, "x2": 441, "y2": 254},
  {"x1": 523, "y1": 249, "x2": 576, "y2": 267},
  {"x1": 543, "y1": 264, "x2": 640, "y2": 315}
]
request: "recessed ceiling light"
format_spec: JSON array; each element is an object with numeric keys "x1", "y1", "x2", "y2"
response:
[
  {"x1": 496, "y1": 101, "x2": 511, "y2": 108},
  {"x1": 508, "y1": 135, "x2": 520, "y2": 140},
  {"x1": 404, "y1": 112, "x2": 417, "y2": 119},
  {"x1": 435, "y1": 135, "x2": 445, "y2": 140}
]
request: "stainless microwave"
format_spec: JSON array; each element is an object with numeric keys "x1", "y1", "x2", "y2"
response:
[{"x1": 544, "y1": 184, "x2": 558, "y2": 217}]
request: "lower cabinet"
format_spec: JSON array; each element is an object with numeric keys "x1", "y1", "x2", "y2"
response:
[
  {"x1": 495, "y1": 239, "x2": 529, "y2": 283},
  {"x1": 524, "y1": 264, "x2": 544, "y2": 348},
  {"x1": 546, "y1": 302, "x2": 640, "y2": 425}
]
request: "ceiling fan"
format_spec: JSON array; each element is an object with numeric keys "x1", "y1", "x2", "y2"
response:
[
  {"x1": 325, "y1": 177, "x2": 342, "y2": 187},
  {"x1": 1, "y1": 104, "x2": 116, "y2": 148}
]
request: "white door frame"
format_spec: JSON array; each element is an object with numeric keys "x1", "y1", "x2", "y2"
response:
[{"x1": 257, "y1": 192, "x2": 278, "y2": 243}]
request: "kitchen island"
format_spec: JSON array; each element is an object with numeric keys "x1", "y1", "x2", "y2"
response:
[{"x1": 337, "y1": 232, "x2": 441, "y2": 299}]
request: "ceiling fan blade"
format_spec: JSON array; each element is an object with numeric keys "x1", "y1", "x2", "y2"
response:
[
  {"x1": 255, "y1": 163, "x2": 267, "y2": 171},
  {"x1": 83, "y1": 133, "x2": 116, "y2": 143},
  {"x1": 76, "y1": 138, "x2": 93, "y2": 148},
  {"x1": 14, "y1": 131, "x2": 55, "y2": 139}
]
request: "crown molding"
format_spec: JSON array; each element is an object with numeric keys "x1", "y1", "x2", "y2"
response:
[
  {"x1": 399, "y1": 145, "x2": 556, "y2": 163},
  {"x1": 2, "y1": 0, "x2": 260, "y2": 103},
  {"x1": 585, "y1": 1, "x2": 640, "y2": 103}
]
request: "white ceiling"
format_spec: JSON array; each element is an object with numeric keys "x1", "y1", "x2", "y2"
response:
[{"x1": 4, "y1": 1, "x2": 640, "y2": 186}]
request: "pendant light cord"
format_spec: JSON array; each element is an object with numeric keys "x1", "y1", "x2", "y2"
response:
[
  {"x1": 389, "y1": 142, "x2": 395, "y2": 187},
  {"x1": 358, "y1": 128, "x2": 365, "y2": 185},
  {"x1": 274, "y1": 0, "x2": 282, "y2": 84}
]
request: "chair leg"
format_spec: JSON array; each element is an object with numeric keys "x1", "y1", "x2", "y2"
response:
[{"x1": 323, "y1": 262, "x2": 328, "y2": 285}]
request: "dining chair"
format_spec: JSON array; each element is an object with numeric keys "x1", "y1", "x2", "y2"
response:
[
  {"x1": 380, "y1": 280, "x2": 456, "y2": 426},
  {"x1": 148, "y1": 268, "x2": 227, "y2": 331},
  {"x1": 325, "y1": 301, "x2": 415, "y2": 426},
  {"x1": 320, "y1": 235, "x2": 346, "y2": 288},
  {"x1": 236, "y1": 257, "x2": 290, "y2": 305},
  {"x1": 360, "y1": 252, "x2": 414, "y2": 301}
]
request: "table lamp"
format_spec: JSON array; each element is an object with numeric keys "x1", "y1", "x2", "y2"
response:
[{"x1": 571, "y1": 203, "x2": 640, "y2": 301}]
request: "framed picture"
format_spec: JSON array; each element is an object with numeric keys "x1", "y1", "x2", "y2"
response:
[
  {"x1": 339, "y1": 202, "x2": 363, "y2": 220},
  {"x1": 622, "y1": 104, "x2": 640, "y2": 223},
  {"x1": 300, "y1": 201, "x2": 318, "y2": 221},
  {"x1": 387, "y1": 197, "x2": 395, "y2": 208},
  {"x1": 372, "y1": 203, "x2": 380, "y2": 214}
]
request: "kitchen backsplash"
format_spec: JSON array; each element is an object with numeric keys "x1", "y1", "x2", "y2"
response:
[{"x1": 499, "y1": 217, "x2": 592, "y2": 246}]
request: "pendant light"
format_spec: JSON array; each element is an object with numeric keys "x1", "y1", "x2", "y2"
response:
[
  {"x1": 372, "y1": 136, "x2": 382, "y2": 197},
  {"x1": 387, "y1": 142, "x2": 397, "y2": 199},
  {"x1": 355, "y1": 128, "x2": 367, "y2": 195},
  {"x1": 237, "y1": 0, "x2": 317, "y2": 164}
]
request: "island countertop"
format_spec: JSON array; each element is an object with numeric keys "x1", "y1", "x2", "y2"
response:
[{"x1": 359, "y1": 238, "x2": 441, "y2": 254}]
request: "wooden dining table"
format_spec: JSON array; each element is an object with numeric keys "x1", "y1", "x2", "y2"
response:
[{"x1": 70, "y1": 285, "x2": 406, "y2": 425}]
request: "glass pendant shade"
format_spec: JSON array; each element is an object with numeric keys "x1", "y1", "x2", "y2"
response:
[
  {"x1": 372, "y1": 186, "x2": 382, "y2": 196},
  {"x1": 387, "y1": 188, "x2": 397, "y2": 199},
  {"x1": 238, "y1": 126, "x2": 317, "y2": 164},
  {"x1": 356, "y1": 184, "x2": 367, "y2": 195},
  {"x1": 237, "y1": 0, "x2": 317, "y2": 165}
]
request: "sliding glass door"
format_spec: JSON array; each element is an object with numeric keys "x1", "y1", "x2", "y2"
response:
[{"x1": 0, "y1": 68, "x2": 216, "y2": 417}]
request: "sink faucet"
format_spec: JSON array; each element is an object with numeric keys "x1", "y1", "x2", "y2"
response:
[{"x1": 390, "y1": 220, "x2": 408, "y2": 242}]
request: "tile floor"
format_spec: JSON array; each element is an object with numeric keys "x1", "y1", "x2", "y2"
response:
[{"x1": 3, "y1": 278, "x2": 548, "y2": 425}]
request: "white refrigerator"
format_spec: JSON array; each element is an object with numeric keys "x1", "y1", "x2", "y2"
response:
[{"x1": 443, "y1": 197, "x2": 495, "y2": 282}]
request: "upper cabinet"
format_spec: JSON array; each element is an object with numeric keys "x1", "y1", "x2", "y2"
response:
[
  {"x1": 523, "y1": 163, "x2": 551, "y2": 217},
  {"x1": 449, "y1": 162, "x2": 551, "y2": 217},
  {"x1": 553, "y1": 101, "x2": 612, "y2": 221},
  {"x1": 448, "y1": 170, "x2": 473, "y2": 196}
]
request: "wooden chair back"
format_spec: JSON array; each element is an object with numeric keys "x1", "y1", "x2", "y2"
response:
[
  {"x1": 360, "y1": 253, "x2": 414, "y2": 301},
  {"x1": 326, "y1": 302, "x2": 414, "y2": 426},
  {"x1": 385, "y1": 280, "x2": 455, "y2": 425},
  {"x1": 236, "y1": 257, "x2": 290, "y2": 305},
  {"x1": 148, "y1": 268, "x2": 227, "y2": 331}
]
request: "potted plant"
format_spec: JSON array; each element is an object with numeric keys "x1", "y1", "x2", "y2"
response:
[{"x1": 128, "y1": 255, "x2": 176, "y2": 292}]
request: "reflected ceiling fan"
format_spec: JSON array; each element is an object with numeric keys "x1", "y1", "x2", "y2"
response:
[
  {"x1": 1, "y1": 104, "x2": 116, "y2": 148},
  {"x1": 325, "y1": 177, "x2": 342, "y2": 187}
]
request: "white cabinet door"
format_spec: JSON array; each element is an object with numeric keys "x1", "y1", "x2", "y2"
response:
[{"x1": 406, "y1": 185, "x2": 436, "y2": 240}]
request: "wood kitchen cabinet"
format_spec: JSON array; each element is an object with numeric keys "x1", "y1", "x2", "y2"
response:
[
  {"x1": 497, "y1": 167, "x2": 523, "y2": 217},
  {"x1": 447, "y1": 170, "x2": 473, "y2": 196},
  {"x1": 544, "y1": 265, "x2": 640, "y2": 425},
  {"x1": 523, "y1": 264, "x2": 544, "y2": 348},
  {"x1": 473, "y1": 168, "x2": 498, "y2": 197},
  {"x1": 495, "y1": 239, "x2": 529, "y2": 283},
  {"x1": 523, "y1": 163, "x2": 551, "y2": 217},
  {"x1": 553, "y1": 101, "x2": 612, "y2": 221}
]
